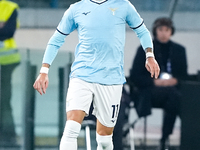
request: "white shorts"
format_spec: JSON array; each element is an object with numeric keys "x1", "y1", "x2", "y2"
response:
[{"x1": 66, "y1": 78, "x2": 123, "y2": 127}]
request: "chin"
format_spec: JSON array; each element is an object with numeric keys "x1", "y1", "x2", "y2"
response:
[{"x1": 160, "y1": 39, "x2": 169, "y2": 43}]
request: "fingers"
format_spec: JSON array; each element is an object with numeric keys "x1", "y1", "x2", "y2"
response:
[
  {"x1": 149, "y1": 66, "x2": 155, "y2": 78},
  {"x1": 33, "y1": 74, "x2": 48, "y2": 95},
  {"x1": 146, "y1": 58, "x2": 160, "y2": 79},
  {"x1": 154, "y1": 64, "x2": 160, "y2": 79},
  {"x1": 151, "y1": 68, "x2": 155, "y2": 78},
  {"x1": 145, "y1": 64, "x2": 150, "y2": 73},
  {"x1": 145, "y1": 64, "x2": 155, "y2": 78},
  {"x1": 33, "y1": 81, "x2": 43, "y2": 95},
  {"x1": 41, "y1": 81, "x2": 46, "y2": 94},
  {"x1": 145, "y1": 62, "x2": 154, "y2": 77},
  {"x1": 45, "y1": 80, "x2": 49, "y2": 90},
  {"x1": 150, "y1": 65, "x2": 160, "y2": 79}
]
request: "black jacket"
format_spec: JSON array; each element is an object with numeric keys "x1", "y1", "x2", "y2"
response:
[
  {"x1": 130, "y1": 39, "x2": 188, "y2": 89},
  {"x1": 129, "y1": 39, "x2": 188, "y2": 117}
]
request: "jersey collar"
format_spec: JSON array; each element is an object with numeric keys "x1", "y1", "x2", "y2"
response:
[{"x1": 90, "y1": 0, "x2": 108, "y2": 5}]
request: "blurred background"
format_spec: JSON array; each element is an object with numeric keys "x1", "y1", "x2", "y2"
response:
[{"x1": 0, "y1": 0, "x2": 200, "y2": 150}]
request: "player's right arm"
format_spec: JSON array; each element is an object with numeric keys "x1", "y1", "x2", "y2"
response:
[
  {"x1": 33, "y1": 5, "x2": 76, "y2": 95},
  {"x1": 33, "y1": 30, "x2": 67, "y2": 95}
]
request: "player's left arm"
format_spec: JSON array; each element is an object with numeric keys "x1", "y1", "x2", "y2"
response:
[
  {"x1": 126, "y1": 2, "x2": 160, "y2": 78},
  {"x1": 144, "y1": 46, "x2": 160, "y2": 79},
  {"x1": 133, "y1": 23, "x2": 160, "y2": 79}
]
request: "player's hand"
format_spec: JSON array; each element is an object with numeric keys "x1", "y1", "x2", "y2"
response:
[
  {"x1": 145, "y1": 57, "x2": 160, "y2": 79},
  {"x1": 33, "y1": 73, "x2": 49, "y2": 95}
]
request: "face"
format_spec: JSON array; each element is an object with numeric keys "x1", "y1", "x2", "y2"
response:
[{"x1": 156, "y1": 26, "x2": 172, "y2": 43}]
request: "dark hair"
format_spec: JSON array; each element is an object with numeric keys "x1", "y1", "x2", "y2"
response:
[{"x1": 152, "y1": 17, "x2": 175, "y2": 37}]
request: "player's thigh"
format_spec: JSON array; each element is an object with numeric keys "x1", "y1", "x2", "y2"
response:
[
  {"x1": 93, "y1": 84, "x2": 123, "y2": 128},
  {"x1": 66, "y1": 78, "x2": 93, "y2": 122}
]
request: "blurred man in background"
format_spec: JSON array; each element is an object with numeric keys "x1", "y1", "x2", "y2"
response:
[
  {"x1": 130, "y1": 17, "x2": 188, "y2": 150},
  {"x1": 0, "y1": 0, "x2": 20, "y2": 145}
]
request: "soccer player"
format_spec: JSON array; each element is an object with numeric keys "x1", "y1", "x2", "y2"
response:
[{"x1": 33, "y1": 0, "x2": 160, "y2": 149}]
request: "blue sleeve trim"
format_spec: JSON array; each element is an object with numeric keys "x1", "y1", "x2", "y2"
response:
[
  {"x1": 131, "y1": 21, "x2": 144, "y2": 30},
  {"x1": 56, "y1": 28, "x2": 69, "y2": 36}
]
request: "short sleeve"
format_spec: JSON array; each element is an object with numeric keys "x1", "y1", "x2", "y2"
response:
[
  {"x1": 57, "y1": 5, "x2": 76, "y2": 35},
  {"x1": 126, "y1": 1, "x2": 143, "y2": 29}
]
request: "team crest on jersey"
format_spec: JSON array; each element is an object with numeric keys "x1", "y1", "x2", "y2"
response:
[{"x1": 109, "y1": 8, "x2": 118, "y2": 15}]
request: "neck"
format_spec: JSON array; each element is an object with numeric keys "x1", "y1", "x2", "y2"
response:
[{"x1": 155, "y1": 38, "x2": 170, "y2": 45}]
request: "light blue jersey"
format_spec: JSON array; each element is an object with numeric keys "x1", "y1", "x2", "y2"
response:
[{"x1": 43, "y1": 0, "x2": 153, "y2": 85}]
